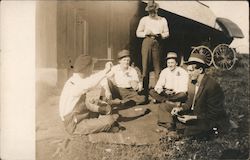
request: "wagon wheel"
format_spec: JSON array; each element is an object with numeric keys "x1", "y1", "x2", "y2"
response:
[
  {"x1": 212, "y1": 44, "x2": 236, "y2": 70},
  {"x1": 191, "y1": 45, "x2": 213, "y2": 66}
]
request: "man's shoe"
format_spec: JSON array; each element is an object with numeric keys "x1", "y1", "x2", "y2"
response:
[
  {"x1": 109, "y1": 126, "x2": 120, "y2": 133},
  {"x1": 166, "y1": 131, "x2": 179, "y2": 139},
  {"x1": 155, "y1": 126, "x2": 169, "y2": 133},
  {"x1": 153, "y1": 99, "x2": 162, "y2": 104}
]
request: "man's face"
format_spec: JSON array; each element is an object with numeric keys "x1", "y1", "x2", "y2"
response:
[
  {"x1": 119, "y1": 57, "x2": 130, "y2": 69},
  {"x1": 187, "y1": 64, "x2": 201, "y2": 81},
  {"x1": 167, "y1": 59, "x2": 177, "y2": 71},
  {"x1": 148, "y1": 10, "x2": 157, "y2": 17}
]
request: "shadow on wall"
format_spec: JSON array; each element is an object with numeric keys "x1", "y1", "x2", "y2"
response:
[
  {"x1": 36, "y1": 81, "x2": 61, "y2": 105},
  {"x1": 36, "y1": 68, "x2": 62, "y2": 105}
]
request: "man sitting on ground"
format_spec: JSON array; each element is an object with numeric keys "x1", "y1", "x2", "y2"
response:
[
  {"x1": 104, "y1": 49, "x2": 146, "y2": 108},
  {"x1": 150, "y1": 52, "x2": 189, "y2": 104},
  {"x1": 59, "y1": 54, "x2": 120, "y2": 135},
  {"x1": 159, "y1": 53, "x2": 230, "y2": 138}
]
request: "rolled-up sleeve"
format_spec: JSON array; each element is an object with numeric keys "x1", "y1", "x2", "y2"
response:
[
  {"x1": 72, "y1": 70, "x2": 107, "y2": 97},
  {"x1": 136, "y1": 18, "x2": 146, "y2": 38},
  {"x1": 161, "y1": 18, "x2": 169, "y2": 39},
  {"x1": 154, "y1": 71, "x2": 165, "y2": 91}
]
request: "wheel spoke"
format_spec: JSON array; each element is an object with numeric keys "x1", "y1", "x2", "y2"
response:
[
  {"x1": 212, "y1": 44, "x2": 236, "y2": 70},
  {"x1": 191, "y1": 46, "x2": 213, "y2": 66}
]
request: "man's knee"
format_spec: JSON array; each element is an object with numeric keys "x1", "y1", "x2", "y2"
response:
[
  {"x1": 134, "y1": 94, "x2": 146, "y2": 104},
  {"x1": 149, "y1": 88, "x2": 157, "y2": 96},
  {"x1": 175, "y1": 92, "x2": 188, "y2": 102},
  {"x1": 103, "y1": 115, "x2": 118, "y2": 125},
  {"x1": 159, "y1": 103, "x2": 173, "y2": 112}
]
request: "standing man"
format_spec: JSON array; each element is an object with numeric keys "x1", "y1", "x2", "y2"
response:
[
  {"x1": 59, "y1": 55, "x2": 120, "y2": 135},
  {"x1": 136, "y1": 1, "x2": 169, "y2": 101},
  {"x1": 150, "y1": 52, "x2": 188, "y2": 103},
  {"x1": 158, "y1": 53, "x2": 229, "y2": 138}
]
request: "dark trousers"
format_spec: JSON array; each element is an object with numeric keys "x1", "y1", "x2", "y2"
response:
[
  {"x1": 141, "y1": 37, "x2": 161, "y2": 98},
  {"x1": 158, "y1": 101, "x2": 178, "y2": 127},
  {"x1": 108, "y1": 79, "x2": 145, "y2": 105},
  {"x1": 158, "y1": 105, "x2": 227, "y2": 137},
  {"x1": 149, "y1": 89, "x2": 187, "y2": 103}
]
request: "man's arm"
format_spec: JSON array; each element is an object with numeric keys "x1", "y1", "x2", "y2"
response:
[
  {"x1": 136, "y1": 18, "x2": 146, "y2": 38},
  {"x1": 72, "y1": 62, "x2": 113, "y2": 97},
  {"x1": 129, "y1": 68, "x2": 141, "y2": 91},
  {"x1": 179, "y1": 91, "x2": 193, "y2": 111},
  {"x1": 160, "y1": 18, "x2": 169, "y2": 39},
  {"x1": 197, "y1": 83, "x2": 225, "y2": 121},
  {"x1": 154, "y1": 71, "x2": 166, "y2": 94}
]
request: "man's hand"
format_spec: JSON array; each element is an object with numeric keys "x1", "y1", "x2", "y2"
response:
[
  {"x1": 138, "y1": 82, "x2": 143, "y2": 92},
  {"x1": 104, "y1": 61, "x2": 113, "y2": 73},
  {"x1": 171, "y1": 107, "x2": 183, "y2": 116},
  {"x1": 98, "y1": 105, "x2": 111, "y2": 115},
  {"x1": 177, "y1": 115, "x2": 197, "y2": 123},
  {"x1": 155, "y1": 87, "x2": 163, "y2": 94}
]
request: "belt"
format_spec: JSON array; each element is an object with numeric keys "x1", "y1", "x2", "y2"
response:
[
  {"x1": 125, "y1": 87, "x2": 133, "y2": 89},
  {"x1": 146, "y1": 34, "x2": 161, "y2": 39}
]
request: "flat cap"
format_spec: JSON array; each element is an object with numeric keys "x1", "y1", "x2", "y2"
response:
[{"x1": 73, "y1": 54, "x2": 93, "y2": 73}]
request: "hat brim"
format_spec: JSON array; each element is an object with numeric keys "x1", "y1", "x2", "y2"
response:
[
  {"x1": 184, "y1": 61, "x2": 209, "y2": 68},
  {"x1": 118, "y1": 54, "x2": 130, "y2": 60},
  {"x1": 165, "y1": 56, "x2": 177, "y2": 60}
]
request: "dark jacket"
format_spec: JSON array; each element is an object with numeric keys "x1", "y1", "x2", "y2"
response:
[{"x1": 181, "y1": 74, "x2": 229, "y2": 136}]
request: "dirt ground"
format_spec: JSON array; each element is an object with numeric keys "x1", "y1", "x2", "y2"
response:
[{"x1": 36, "y1": 54, "x2": 249, "y2": 160}]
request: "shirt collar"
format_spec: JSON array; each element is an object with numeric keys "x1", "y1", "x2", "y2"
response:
[
  {"x1": 170, "y1": 67, "x2": 177, "y2": 72},
  {"x1": 148, "y1": 15, "x2": 159, "y2": 20},
  {"x1": 118, "y1": 64, "x2": 131, "y2": 72}
]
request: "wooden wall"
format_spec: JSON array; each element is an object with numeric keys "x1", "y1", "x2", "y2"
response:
[
  {"x1": 57, "y1": 1, "x2": 139, "y2": 71},
  {"x1": 36, "y1": 1, "x2": 57, "y2": 68},
  {"x1": 36, "y1": 1, "x2": 141, "y2": 85}
]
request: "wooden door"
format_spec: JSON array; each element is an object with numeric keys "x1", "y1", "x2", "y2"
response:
[{"x1": 76, "y1": 9, "x2": 88, "y2": 56}]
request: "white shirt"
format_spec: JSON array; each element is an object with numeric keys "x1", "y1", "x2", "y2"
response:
[
  {"x1": 107, "y1": 65, "x2": 139, "y2": 88},
  {"x1": 136, "y1": 15, "x2": 169, "y2": 38},
  {"x1": 59, "y1": 71, "x2": 106, "y2": 121},
  {"x1": 154, "y1": 67, "x2": 189, "y2": 93}
]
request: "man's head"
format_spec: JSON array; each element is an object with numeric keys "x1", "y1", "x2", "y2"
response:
[
  {"x1": 166, "y1": 52, "x2": 178, "y2": 71},
  {"x1": 73, "y1": 54, "x2": 94, "y2": 77},
  {"x1": 145, "y1": 1, "x2": 159, "y2": 17},
  {"x1": 117, "y1": 50, "x2": 131, "y2": 69},
  {"x1": 185, "y1": 53, "x2": 208, "y2": 81}
]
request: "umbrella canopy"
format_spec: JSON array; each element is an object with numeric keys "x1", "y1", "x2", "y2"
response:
[
  {"x1": 143, "y1": 1, "x2": 244, "y2": 39},
  {"x1": 145, "y1": 1, "x2": 217, "y2": 28},
  {"x1": 215, "y1": 17, "x2": 244, "y2": 38}
]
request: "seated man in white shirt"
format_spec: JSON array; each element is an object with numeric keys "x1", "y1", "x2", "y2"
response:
[
  {"x1": 59, "y1": 54, "x2": 120, "y2": 135},
  {"x1": 149, "y1": 52, "x2": 189, "y2": 103},
  {"x1": 105, "y1": 50, "x2": 146, "y2": 108}
]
